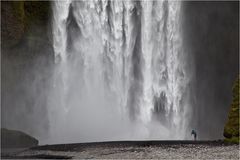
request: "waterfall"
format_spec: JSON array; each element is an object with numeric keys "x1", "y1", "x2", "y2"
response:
[{"x1": 49, "y1": 0, "x2": 190, "y2": 144}]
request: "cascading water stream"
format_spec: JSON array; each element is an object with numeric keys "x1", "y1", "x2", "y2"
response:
[{"x1": 48, "y1": 0, "x2": 190, "y2": 144}]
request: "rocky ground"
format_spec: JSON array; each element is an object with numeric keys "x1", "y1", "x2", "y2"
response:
[{"x1": 1, "y1": 141, "x2": 239, "y2": 159}]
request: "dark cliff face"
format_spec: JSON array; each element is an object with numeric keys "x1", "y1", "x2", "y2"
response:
[
  {"x1": 1, "y1": 2, "x2": 25, "y2": 48},
  {"x1": 182, "y1": 1, "x2": 239, "y2": 139},
  {"x1": 1, "y1": 1, "x2": 53, "y2": 140},
  {"x1": 1, "y1": 1, "x2": 51, "y2": 50}
]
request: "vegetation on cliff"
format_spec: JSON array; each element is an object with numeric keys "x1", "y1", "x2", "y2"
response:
[
  {"x1": 224, "y1": 77, "x2": 239, "y2": 143},
  {"x1": 1, "y1": 1, "x2": 51, "y2": 49}
]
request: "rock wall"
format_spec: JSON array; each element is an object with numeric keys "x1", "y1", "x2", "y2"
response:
[
  {"x1": 1, "y1": 1, "x2": 51, "y2": 49},
  {"x1": 1, "y1": 1, "x2": 53, "y2": 141},
  {"x1": 182, "y1": 1, "x2": 239, "y2": 139}
]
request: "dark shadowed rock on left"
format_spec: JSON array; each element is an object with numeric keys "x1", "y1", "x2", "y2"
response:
[{"x1": 1, "y1": 128, "x2": 39, "y2": 148}]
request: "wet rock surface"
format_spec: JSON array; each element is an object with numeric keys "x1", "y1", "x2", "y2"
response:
[{"x1": 2, "y1": 141, "x2": 239, "y2": 159}]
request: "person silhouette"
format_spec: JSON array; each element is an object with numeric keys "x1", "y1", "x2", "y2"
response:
[{"x1": 191, "y1": 130, "x2": 197, "y2": 141}]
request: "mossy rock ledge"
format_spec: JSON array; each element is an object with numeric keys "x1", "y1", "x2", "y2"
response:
[
  {"x1": 1, "y1": 1, "x2": 51, "y2": 49},
  {"x1": 1, "y1": 128, "x2": 39, "y2": 148},
  {"x1": 223, "y1": 77, "x2": 239, "y2": 144}
]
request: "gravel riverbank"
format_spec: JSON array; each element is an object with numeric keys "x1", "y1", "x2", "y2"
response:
[{"x1": 2, "y1": 141, "x2": 239, "y2": 159}]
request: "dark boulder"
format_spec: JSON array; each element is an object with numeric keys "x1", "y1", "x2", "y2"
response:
[{"x1": 1, "y1": 128, "x2": 38, "y2": 148}]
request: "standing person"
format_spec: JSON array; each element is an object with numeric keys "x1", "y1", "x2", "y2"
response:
[{"x1": 191, "y1": 130, "x2": 197, "y2": 141}]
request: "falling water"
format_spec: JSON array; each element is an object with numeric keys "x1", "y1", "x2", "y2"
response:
[{"x1": 49, "y1": 0, "x2": 190, "y2": 144}]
